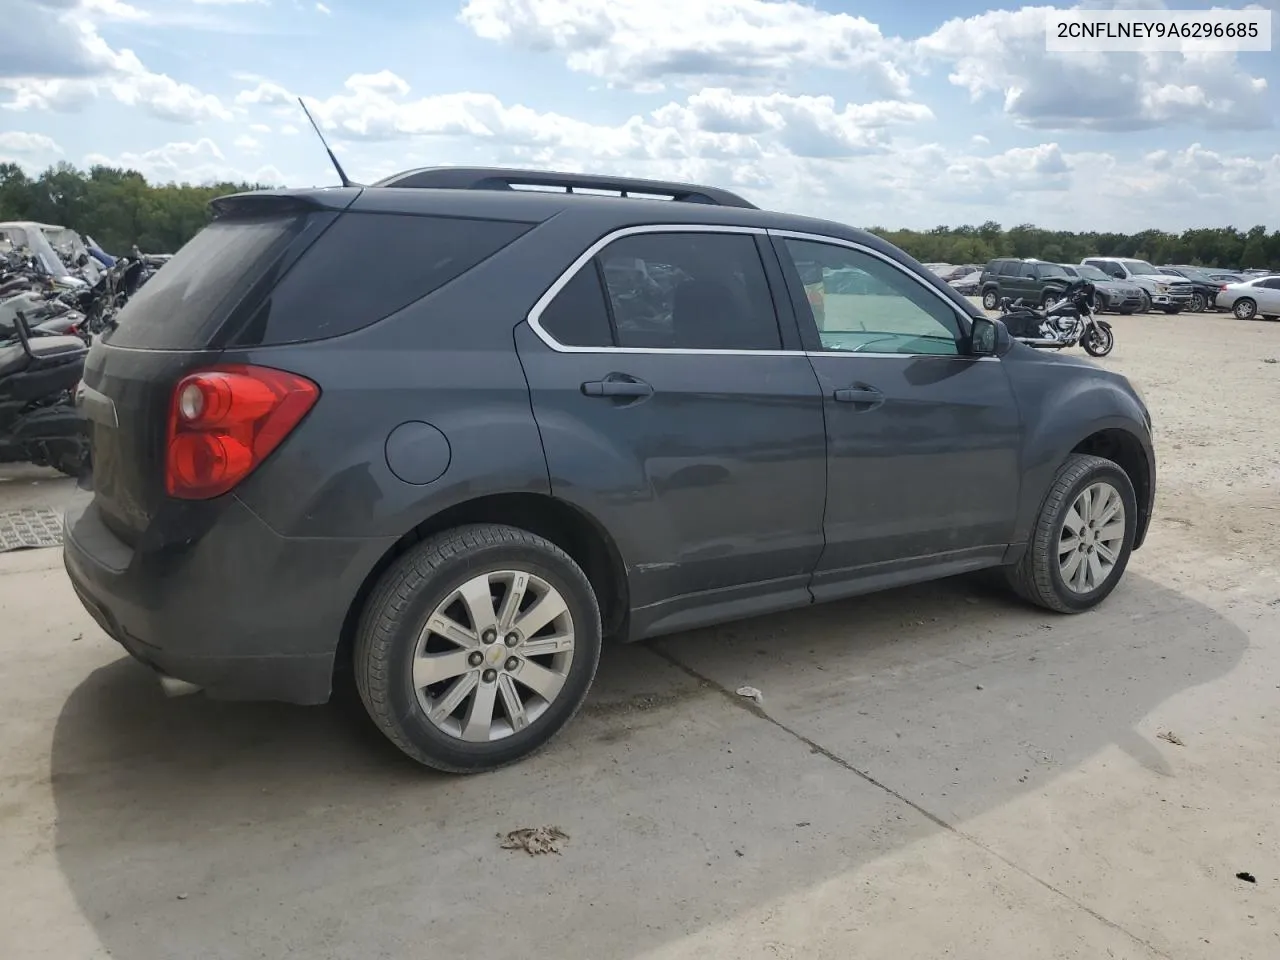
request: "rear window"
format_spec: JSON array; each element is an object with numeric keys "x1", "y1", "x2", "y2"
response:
[{"x1": 105, "y1": 210, "x2": 531, "y2": 349}]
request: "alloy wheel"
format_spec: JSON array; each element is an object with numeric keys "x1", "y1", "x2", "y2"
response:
[
  {"x1": 413, "y1": 570, "x2": 576, "y2": 742},
  {"x1": 1058, "y1": 481, "x2": 1126, "y2": 594}
]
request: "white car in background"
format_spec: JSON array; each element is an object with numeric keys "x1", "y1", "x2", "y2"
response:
[{"x1": 1215, "y1": 275, "x2": 1280, "y2": 320}]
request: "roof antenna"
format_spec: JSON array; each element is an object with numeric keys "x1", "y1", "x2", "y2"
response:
[{"x1": 297, "y1": 96, "x2": 356, "y2": 188}]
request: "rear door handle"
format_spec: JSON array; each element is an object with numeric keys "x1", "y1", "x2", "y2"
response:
[
  {"x1": 833, "y1": 386, "x2": 883, "y2": 406},
  {"x1": 581, "y1": 377, "x2": 653, "y2": 398}
]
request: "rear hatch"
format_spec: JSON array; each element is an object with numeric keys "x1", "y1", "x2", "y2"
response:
[
  {"x1": 81, "y1": 191, "x2": 354, "y2": 545},
  {"x1": 80, "y1": 188, "x2": 538, "y2": 546}
]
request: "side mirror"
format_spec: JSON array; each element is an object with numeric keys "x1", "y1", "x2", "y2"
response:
[{"x1": 969, "y1": 316, "x2": 1007, "y2": 357}]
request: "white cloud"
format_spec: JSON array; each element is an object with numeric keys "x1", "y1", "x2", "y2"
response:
[
  {"x1": 458, "y1": 0, "x2": 912, "y2": 97},
  {"x1": 0, "y1": 130, "x2": 64, "y2": 169},
  {"x1": 237, "y1": 72, "x2": 933, "y2": 163},
  {"x1": 80, "y1": 0, "x2": 148, "y2": 19},
  {"x1": 249, "y1": 122, "x2": 271, "y2": 133},
  {"x1": 83, "y1": 138, "x2": 284, "y2": 185},
  {"x1": 0, "y1": 0, "x2": 230, "y2": 123},
  {"x1": 234, "y1": 134, "x2": 260, "y2": 151},
  {"x1": 915, "y1": 6, "x2": 1270, "y2": 131},
  {"x1": 316, "y1": 1, "x2": 331, "y2": 12}
]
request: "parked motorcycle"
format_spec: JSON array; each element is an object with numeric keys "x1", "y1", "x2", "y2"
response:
[
  {"x1": 0, "y1": 305, "x2": 92, "y2": 477},
  {"x1": 998, "y1": 278, "x2": 1115, "y2": 358}
]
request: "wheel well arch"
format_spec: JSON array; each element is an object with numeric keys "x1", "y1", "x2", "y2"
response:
[
  {"x1": 1070, "y1": 427, "x2": 1152, "y2": 544},
  {"x1": 334, "y1": 493, "x2": 630, "y2": 687}
]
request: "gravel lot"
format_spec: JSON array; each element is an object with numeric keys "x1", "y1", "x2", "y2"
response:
[{"x1": 1, "y1": 310, "x2": 1277, "y2": 960}]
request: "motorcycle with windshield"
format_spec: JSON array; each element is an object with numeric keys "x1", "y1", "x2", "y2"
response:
[
  {"x1": 0, "y1": 303, "x2": 91, "y2": 477},
  {"x1": 998, "y1": 277, "x2": 1115, "y2": 358}
]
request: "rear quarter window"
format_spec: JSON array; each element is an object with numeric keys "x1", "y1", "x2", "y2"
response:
[{"x1": 228, "y1": 212, "x2": 533, "y2": 346}]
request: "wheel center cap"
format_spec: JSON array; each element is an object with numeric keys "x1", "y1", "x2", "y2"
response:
[{"x1": 486, "y1": 645, "x2": 506, "y2": 666}]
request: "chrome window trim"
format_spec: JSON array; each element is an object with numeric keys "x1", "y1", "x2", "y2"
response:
[
  {"x1": 525, "y1": 223, "x2": 795, "y2": 356},
  {"x1": 524, "y1": 222, "x2": 997, "y2": 362}
]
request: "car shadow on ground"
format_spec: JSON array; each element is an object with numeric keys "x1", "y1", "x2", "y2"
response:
[{"x1": 49, "y1": 571, "x2": 1246, "y2": 959}]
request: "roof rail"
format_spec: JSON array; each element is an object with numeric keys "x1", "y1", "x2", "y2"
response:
[{"x1": 371, "y1": 166, "x2": 758, "y2": 209}]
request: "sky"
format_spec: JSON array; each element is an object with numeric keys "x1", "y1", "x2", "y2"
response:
[{"x1": 0, "y1": 0, "x2": 1276, "y2": 232}]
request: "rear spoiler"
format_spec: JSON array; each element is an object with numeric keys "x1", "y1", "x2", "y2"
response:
[{"x1": 209, "y1": 188, "x2": 363, "y2": 219}]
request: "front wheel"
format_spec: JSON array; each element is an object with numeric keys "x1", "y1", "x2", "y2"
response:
[
  {"x1": 1082, "y1": 322, "x2": 1114, "y2": 357},
  {"x1": 1003, "y1": 454, "x2": 1137, "y2": 613},
  {"x1": 1092, "y1": 291, "x2": 1108, "y2": 314},
  {"x1": 1136, "y1": 290, "x2": 1151, "y2": 314},
  {"x1": 354, "y1": 524, "x2": 602, "y2": 773},
  {"x1": 1190, "y1": 292, "x2": 1206, "y2": 312}
]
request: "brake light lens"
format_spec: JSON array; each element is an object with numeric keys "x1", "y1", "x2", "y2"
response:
[{"x1": 165, "y1": 364, "x2": 319, "y2": 499}]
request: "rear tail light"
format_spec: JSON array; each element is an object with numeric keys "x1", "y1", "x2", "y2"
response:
[{"x1": 165, "y1": 364, "x2": 319, "y2": 499}]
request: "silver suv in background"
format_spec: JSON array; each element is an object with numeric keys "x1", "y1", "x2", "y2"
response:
[{"x1": 1080, "y1": 257, "x2": 1193, "y2": 314}]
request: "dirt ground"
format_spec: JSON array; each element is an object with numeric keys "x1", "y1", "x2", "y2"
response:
[{"x1": 1, "y1": 310, "x2": 1277, "y2": 960}]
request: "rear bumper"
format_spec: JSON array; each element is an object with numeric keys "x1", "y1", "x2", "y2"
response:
[{"x1": 62, "y1": 488, "x2": 394, "y2": 704}]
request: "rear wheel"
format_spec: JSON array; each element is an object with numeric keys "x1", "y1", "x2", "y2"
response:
[
  {"x1": 1004, "y1": 454, "x2": 1136, "y2": 613},
  {"x1": 982, "y1": 289, "x2": 999, "y2": 311},
  {"x1": 1190, "y1": 292, "x2": 1206, "y2": 313},
  {"x1": 1233, "y1": 298, "x2": 1257, "y2": 320},
  {"x1": 354, "y1": 524, "x2": 602, "y2": 773}
]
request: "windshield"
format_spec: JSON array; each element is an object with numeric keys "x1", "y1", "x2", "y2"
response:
[
  {"x1": 1076, "y1": 265, "x2": 1110, "y2": 281},
  {"x1": 41, "y1": 226, "x2": 88, "y2": 261},
  {"x1": 1122, "y1": 259, "x2": 1160, "y2": 275},
  {"x1": 0, "y1": 225, "x2": 71, "y2": 278}
]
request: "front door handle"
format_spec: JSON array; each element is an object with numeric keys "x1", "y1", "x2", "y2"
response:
[
  {"x1": 833, "y1": 385, "x2": 883, "y2": 407},
  {"x1": 581, "y1": 376, "x2": 653, "y2": 398}
]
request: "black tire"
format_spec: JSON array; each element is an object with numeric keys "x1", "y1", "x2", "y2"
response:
[
  {"x1": 1003, "y1": 454, "x2": 1137, "y2": 613},
  {"x1": 981, "y1": 289, "x2": 1000, "y2": 311},
  {"x1": 354, "y1": 523, "x2": 602, "y2": 773},
  {"x1": 1082, "y1": 322, "x2": 1114, "y2": 357},
  {"x1": 1233, "y1": 298, "x2": 1257, "y2": 320},
  {"x1": 1161, "y1": 305, "x2": 1181, "y2": 315},
  {"x1": 1190, "y1": 292, "x2": 1206, "y2": 313},
  {"x1": 1136, "y1": 290, "x2": 1151, "y2": 314},
  {"x1": 1092, "y1": 291, "x2": 1108, "y2": 314}
]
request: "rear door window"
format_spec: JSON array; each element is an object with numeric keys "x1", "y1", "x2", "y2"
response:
[
  {"x1": 537, "y1": 231, "x2": 783, "y2": 351},
  {"x1": 538, "y1": 266, "x2": 615, "y2": 347},
  {"x1": 596, "y1": 232, "x2": 782, "y2": 350}
]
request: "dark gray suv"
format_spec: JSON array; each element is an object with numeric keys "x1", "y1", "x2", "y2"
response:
[{"x1": 63, "y1": 167, "x2": 1156, "y2": 772}]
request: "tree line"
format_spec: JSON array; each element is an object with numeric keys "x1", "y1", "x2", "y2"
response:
[{"x1": 3, "y1": 161, "x2": 1278, "y2": 270}]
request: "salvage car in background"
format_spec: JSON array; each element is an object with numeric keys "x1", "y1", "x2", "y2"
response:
[
  {"x1": 948, "y1": 268, "x2": 982, "y2": 295},
  {"x1": 1214, "y1": 275, "x2": 1280, "y2": 320},
  {"x1": 1157, "y1": 265, "x2": 1221, "y2": 313},
  {"x1": 1060, "y1": 264, "x2": 1143, "y2": 315}
]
